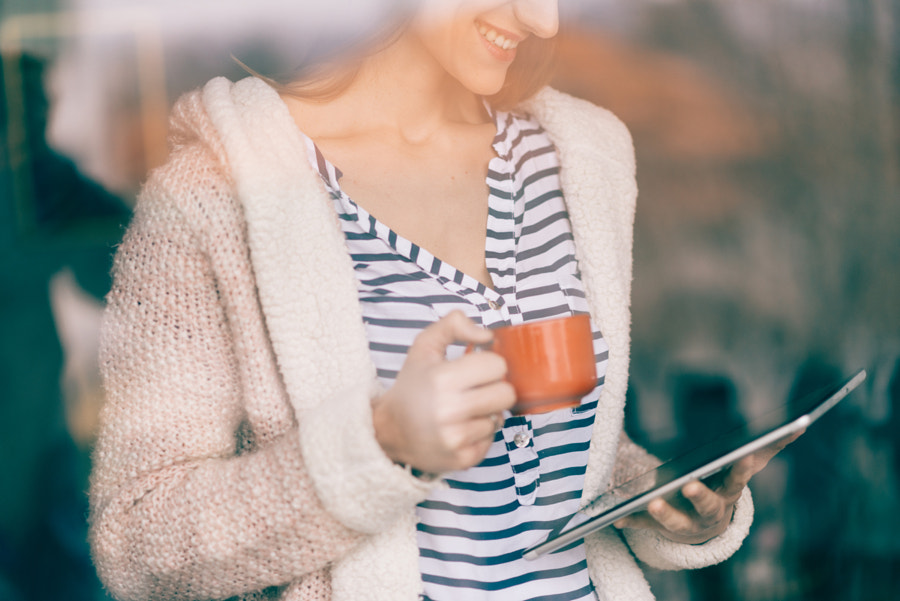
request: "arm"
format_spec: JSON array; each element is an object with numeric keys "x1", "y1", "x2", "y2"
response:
[
  {"x1": 90, "y1": 161, "x2": 515, "y2": 599},
  {"x1": 89, "y1": 175, "x2": 367, "y2": 601}
]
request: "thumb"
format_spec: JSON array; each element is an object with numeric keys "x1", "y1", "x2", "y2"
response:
[{"x1": 410, "y1": 311, "x2": 492, "y2": 360}]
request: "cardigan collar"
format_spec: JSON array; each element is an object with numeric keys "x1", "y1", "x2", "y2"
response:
[{"x1": 196, "y1": 77, "x2": 637, "y2": 501}]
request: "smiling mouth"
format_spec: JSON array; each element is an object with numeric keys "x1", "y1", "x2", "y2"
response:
[{"x1": 477, "y1": 22, "x2": 520, "y2": 51}]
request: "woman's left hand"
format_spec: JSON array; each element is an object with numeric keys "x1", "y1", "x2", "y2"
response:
[{"x1": 613, "y1": 430, "x2": 803, "y2": 545}]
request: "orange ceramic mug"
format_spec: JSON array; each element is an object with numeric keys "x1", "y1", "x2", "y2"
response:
[{"x1": 479, "y1": 314, "x2": 597, "y2": 414}]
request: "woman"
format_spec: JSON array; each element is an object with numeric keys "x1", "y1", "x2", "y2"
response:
[{"x1": 89, "y1": 1, "x2": 781, "y2": 599}]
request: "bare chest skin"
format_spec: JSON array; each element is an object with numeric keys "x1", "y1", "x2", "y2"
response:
[{"x1": 314, "y1": 124, "x2": 499, "y2": 290}]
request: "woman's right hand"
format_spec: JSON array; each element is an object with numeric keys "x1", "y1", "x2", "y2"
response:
[{"x1": 372, "y1": 310, "x2": 516, "y2": 474}]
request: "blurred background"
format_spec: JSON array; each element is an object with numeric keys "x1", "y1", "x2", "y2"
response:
[{"x1": 1, "y1": 0, "x2": 897, "y2": 600}]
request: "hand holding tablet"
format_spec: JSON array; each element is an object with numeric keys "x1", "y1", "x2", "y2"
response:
[
  {"x1": 522, "y1": 369, "x2": 866, "y2": 559},
  {"x1": 613, "y1": 427, "x2": 804, "y2": 545}
]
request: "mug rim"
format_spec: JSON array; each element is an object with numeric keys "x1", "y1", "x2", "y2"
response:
[{"x1": 490, "y1": 312, "x2": 590, "y2": 334}]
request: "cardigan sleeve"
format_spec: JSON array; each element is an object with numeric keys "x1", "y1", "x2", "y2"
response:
[
  {"x1": 88, "y1": 158, "x2": 371, "y2": 601},
  {"x1": 621, "y1": 488, "x2": 754, "y2": 570}
]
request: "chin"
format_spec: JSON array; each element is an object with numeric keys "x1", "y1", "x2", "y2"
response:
[
  {"x1": 458, "y1": 70, "x2": 509, "y2": 98},
  {"x1": 472, "y1": 82, "x2": 506, "y2": 97}
]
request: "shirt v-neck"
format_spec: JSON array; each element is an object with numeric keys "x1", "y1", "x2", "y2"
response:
[
  {"x1": 299, "y1": 106, "x2": 606, "y2": 601},
  {"x1": 305, "y1": 106, "x2": 515, "y2": 306}
]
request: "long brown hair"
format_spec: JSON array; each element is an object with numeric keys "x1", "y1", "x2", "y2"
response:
[
  {"x1": 488, "y1": 33, "x2": 557, "y2": 110},
  {"x1": 237, "y1": 19, "x2": 558, "y2": 110}
]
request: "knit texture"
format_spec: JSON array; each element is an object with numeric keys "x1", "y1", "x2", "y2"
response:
[{"x1": 90, "y1": 78, "x2": 753, "y2": 601}]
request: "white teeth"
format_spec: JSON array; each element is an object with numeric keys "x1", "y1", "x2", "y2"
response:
[{"x1": 478, "y1": 23, "x2": 518, "y2": 50}]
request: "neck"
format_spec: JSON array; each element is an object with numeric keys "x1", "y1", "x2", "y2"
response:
[{"x1": 288, "y1": 33, "x2": 487, "y2": 144}]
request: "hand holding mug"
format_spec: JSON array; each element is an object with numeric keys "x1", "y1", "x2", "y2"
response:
[{"x1": 372, "y1": 311, "x2": 516, "y2": 474}]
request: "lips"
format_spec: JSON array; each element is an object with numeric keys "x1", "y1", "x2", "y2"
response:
[{"x1": 477, "y1": 22, "x2": 521, "y2": 51}]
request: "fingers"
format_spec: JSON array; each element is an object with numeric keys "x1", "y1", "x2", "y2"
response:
[
  {"x1": 682, "y1": 481, "x2": 724, "y2": 519},
  {"x1": 374, "y1": 312, "x2": 515, "y2": 473},
  {"x1": 719, "y1": 430, "x2": 805, "y2": 497},
  {"x1": 442, "y1": 380, "x2": 516, "y2": 424},
  {"x1": 430, "y1": 411, "x2": 502, "y2": 471},
  {"x1": 467, "y1": 413, "x2": 504, "y2": 445},
  {"x1": 650, "y1": 497, "x2": 705, "y2": 534},
  {"x1": 491, "y1": 412, "x2": 505, "y2": 431},
  {"x1": 464, "y1": 379, "x2": 516, "y2": 415},
  {"x1": 411, "y1": 310, "x2": 493, "y2": 360},
  {"x1": 614, "y1": 499, "x2": 696, "y2": 534},
  {"x1": 614, "y1": 481, "x2": 734, "y2": 544},
  {"x1": 453, "y1": 437, "x2": 496, "y2": 472},
  {"x1": 759, "y1": 429, "x2": 805, "y2": 458},
  {"x1": 614, "y1": 512, "x2": 658, "y2": 531},
  {"x1": 449, "y1": 350, "x2": 509, "y2": 390},
  {"x1": 720, "y1": 458, "x2": 755, "y2": 497}
]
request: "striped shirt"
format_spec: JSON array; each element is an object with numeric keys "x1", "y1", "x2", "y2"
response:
[{"x1": 302, "y1": 106, "x2": 608, "y2": 601}]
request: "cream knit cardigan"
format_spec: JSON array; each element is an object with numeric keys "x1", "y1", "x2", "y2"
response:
[{"x1": 89, "y1": 77, "x2": 753, "y2": 601}]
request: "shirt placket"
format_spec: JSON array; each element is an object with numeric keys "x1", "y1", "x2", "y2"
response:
[
  {"x1": 501, "y1": 416, "x2": 540, "y2": 505},
  {"x1": 485, "y1": 111, "x2": 542, "y2": 505},
  {"x1": 484, "y1": 110, "x2": 519, "y2": 327}
]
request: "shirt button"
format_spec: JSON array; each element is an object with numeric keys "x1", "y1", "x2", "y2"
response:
[
  {"x1": 487, "y1": 299, "x2": 500, "y2": 310},
  {"x1": 513, "y1": 432, "x2": 530, "y2": 448}
]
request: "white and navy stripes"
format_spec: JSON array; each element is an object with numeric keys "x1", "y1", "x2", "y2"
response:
[{"x1": 302, "y1": 106, "x2": 608, "y2": 601}]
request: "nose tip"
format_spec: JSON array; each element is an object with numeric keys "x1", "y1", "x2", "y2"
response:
[{"x1": 514, "y1": 0, "x2": 560, "y2": 39}]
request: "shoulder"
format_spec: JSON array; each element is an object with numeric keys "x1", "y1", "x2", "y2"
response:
[
  {"x1": 167, "y1": 76, "x2": 290, "y2": 169},
  {"x1": 138, "y1": 76, "x2": 297, "y2": 230},
  {"x1": 132, "y1": 105, "x2": 242, "y2": 249},
  {"x1": 519, "y1": 87, "x2": 634, "y2": 165}
]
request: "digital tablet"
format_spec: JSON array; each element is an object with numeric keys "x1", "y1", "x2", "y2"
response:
[{"x1": 522, "y1": 368, "x2": 867, "y2": 560}]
